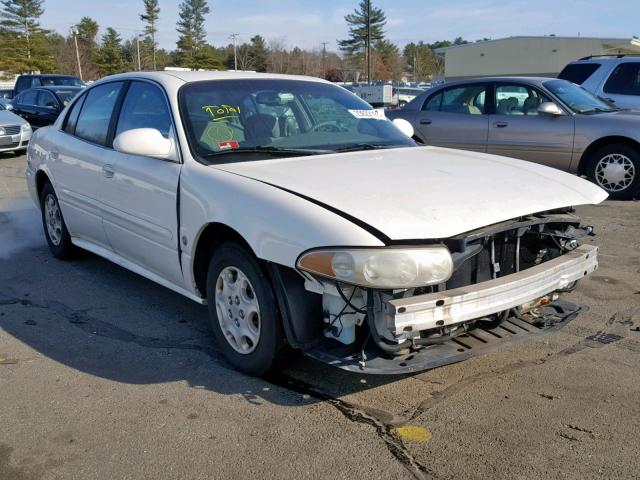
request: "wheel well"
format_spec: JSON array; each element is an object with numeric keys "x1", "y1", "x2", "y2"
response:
[
  {"x1": 35, "y1": 170, "x2": 50, "y2": 200},
  {"x1": 578, "y1": 136, "x2": 640, "y2": 176},
  {"x1": 192, "y1": 223, "x2": 256, "y2": 297}
]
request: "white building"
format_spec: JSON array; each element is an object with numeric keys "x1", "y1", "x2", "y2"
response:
[{"x1": 435, "y1": 36, "x2": 640, "y2": 81}]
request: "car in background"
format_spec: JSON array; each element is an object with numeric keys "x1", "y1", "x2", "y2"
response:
[
  {"x1": 0, "y1": 101, "x2": 31, "y2": 154},
  {"x1": 558, "y1": 55, "x2": 640, "y2": 110},
  {"x1": 11, "y1": 86, "x2": 82, "y2": 129},
  {"x1": 395, "y1": 87, "x2": 426, "y2": 107},
  {"x1": 386, "y1": 77, "x2": 640, "y2": 199},
  {"x1": 0, "y1": 88, "x2": 13, "y2": 99},
  {"x1": 13, "y1": 74, "x2": 85, "y2": 97}
]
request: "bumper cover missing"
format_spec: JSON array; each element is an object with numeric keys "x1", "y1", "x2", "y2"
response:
[{"x1": 388, "y1": 244, "x2": 598, "y2": 335}]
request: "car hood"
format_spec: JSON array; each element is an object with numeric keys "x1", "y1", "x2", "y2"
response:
[
  {"x1": 0, "y1": 110, "x2": 26, "y2": 125},
  {"x1": 214, "y1": 146, "x2": 608, "y2": 240}
]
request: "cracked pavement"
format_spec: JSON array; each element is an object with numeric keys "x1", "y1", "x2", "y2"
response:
[{"x1": 1, "y1": 152, "x2": 639, "y2": 479}]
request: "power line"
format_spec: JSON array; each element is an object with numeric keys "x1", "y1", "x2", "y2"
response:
[{"x1": 321, "y1": 41, "x2": 328, "y2": 79}]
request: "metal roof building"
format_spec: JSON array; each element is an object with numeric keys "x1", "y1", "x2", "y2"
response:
[{"x1": 435, "y1": 36, "x2": 640, "y2": 80}]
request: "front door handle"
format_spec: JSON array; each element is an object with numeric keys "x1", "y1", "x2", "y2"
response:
[
  {"x1": 420, "y1": 119, "x2": 432, "y2": 125},
  {"x1": 102, "y1": 164, "x2": 115, "y2": 178},
  {"x1": 493, "y1": 121, "x2": 508, "y2": 128}
]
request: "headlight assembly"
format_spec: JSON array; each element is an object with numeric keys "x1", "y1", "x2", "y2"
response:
[
  {"x1": 21, "y1": 123, "x2": 31, "y2": 131},
  {"x1": 297, "y1": 246, "x2": 453, "y2": 289}
]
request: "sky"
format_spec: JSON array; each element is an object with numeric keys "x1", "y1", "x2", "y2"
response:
[{"x1": 40, "y1": 0, "x2": 640, "y2": 52}]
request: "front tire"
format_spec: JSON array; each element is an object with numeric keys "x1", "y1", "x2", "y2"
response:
[
  {"x1": 40, "y1": 182, "x2": 75, "y2": 259},
  {"x1": 586, "y1": 143, "x2": 640, "y2": 199},
  {"x1": 206, "y1": 242, "x2": 286, "y2": 376}
]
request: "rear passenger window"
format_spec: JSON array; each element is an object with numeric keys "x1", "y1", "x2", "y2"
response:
[
  {"x1": 75, "y1": 82, "x2": 124, "y2": 146},
  {"x1": 440, "y1": 85, "x2": 487, "y2": 114},
  {"x1": 603, "y1": 63, "x2": 640, "y2": 95},
  {"x1": 64, "y1": 94, "x2": 86, "y2": 134},
  {"x1": 423, "y1": 92, "x2": 442, "y2": 111},
  {"x1": 19, "y1": 90, "x2": 38, "y2": 105},
  {"x1": 558, "y1": 63, "x2": 601, "y2": 84},
  {"x1": 115, "y1": 82, "x2": 172, "y2": 138}
]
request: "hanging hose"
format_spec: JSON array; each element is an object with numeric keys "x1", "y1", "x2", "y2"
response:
[{"x1": 365, "y1": 292, "x2": 412, "y2": 354}]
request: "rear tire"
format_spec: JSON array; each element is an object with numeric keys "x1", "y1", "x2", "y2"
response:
[
  {"x1": 205, "y1": 242, "x2": 286, "y2": 376},
  {"x1": 586, "y1": 143, "x2": 640, "y2": 199},
  {"x1": 40, "y1": 182, "x2": 76, "y2": 259}
]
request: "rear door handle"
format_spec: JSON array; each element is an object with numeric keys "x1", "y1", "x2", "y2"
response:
[
  {"x1": 493, "y1": 121, "x2": 508, "y2": 128},
  {"x1": 102, "y1": 164, "x2": 115, "y2": 178},
  {"x1": 420, "y1": 119, "x2": 432, "y2": 125}
]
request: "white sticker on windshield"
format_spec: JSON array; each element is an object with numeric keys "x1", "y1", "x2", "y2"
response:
[{"x1": 348, "y1": 109, "x2": 386, "y2": 120}]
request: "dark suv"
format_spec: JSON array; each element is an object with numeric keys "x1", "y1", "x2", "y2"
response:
[{"x1": 13, "y1": 74, "x2": 85, "y2": 97}]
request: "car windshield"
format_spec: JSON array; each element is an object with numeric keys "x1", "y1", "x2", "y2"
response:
[
  {"x1": 53, "y1": 89, "x2": 79, "y2": 106},
  {"x1": 179, "y1": 79, "x2": 415, "y2": 163},
  {"x1": 543, "y1": 79, "x2": 618, "y2": 114},
  {"x1": 42, "y1": 77, "x2": 84, "y2": 87}
]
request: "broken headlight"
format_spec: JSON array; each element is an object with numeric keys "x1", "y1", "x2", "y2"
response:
[{"x1": 296, "y1": 246, "x2": 453, "y2": 289}]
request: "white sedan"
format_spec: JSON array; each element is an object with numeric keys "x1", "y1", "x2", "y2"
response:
[{"x1": 26, "y1": 71, "x2": 607, "y2": 375}]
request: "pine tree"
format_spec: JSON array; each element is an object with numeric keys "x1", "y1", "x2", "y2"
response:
[
  {"x1": 337, "y1": 0, "x2": 386, "y2": 73},
  {"x1": 176, "y1": 0, "x2": 212, "y2": 69},
  {"x1": 140, "y1": 0, "x2": 159, "y2": 70},
  {"x1": 0, "y1": 0, "x2": 53, "y2": 73},
  {"x1": 96, "y1": 27, "x2": 126, "y2": 76}
]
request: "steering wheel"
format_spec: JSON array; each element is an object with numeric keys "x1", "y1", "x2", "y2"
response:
[{"x1": 310, "y1": 122, "x2": 347, "y2": 133}]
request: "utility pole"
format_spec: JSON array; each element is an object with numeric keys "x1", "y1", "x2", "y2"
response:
[
  {"x1": 366, "y1": 0, "x2": 372, "y2": 85},
  {"x1": 71, "y1": 27, "x2": 83, "y2": 81},
  {"x1": 229, "y1": 33, "x2": 239, "y2": 71},
  {"x1": 321, "y1": 42, "x2": 328, "y2": 79},
  {"x1": 136, "y1": 35, "x2": 142, "y2": 71}
]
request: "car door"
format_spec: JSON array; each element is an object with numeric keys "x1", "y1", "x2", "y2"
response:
[
  {"x1": 12, "y1": 89, "x2": 39, "y2": 126},
  {"x1": 99, "y1": 80, "x2": 183, "y2": 285},
  {"x1": 51, "y1": 81, "x2": 126, "y2": 249},
  {"x1": 486, "y1": 82, "x2": 575, "y2": 170},
  {"x1": 414, "y1": 83, "x2": 489, "y2": 152},
  {"x1": 600, "y1": 62, "x2": 640, "y2": 109},
  {"x1": 35, "y1": 90, "x2": 62, "y2": 126}
]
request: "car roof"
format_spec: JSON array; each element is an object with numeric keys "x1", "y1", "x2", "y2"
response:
[
  {"x1": 569, "y1": 55, "x2": 640, "y2": 64},
  {"x1": 429, "y1": 77, "x2": 558, "y2": 90},
  {"x1": 92, "y1": 70, "x2": 332, "y2": 94},
  {"x1": 21, "y1": 74, "x2": 78, "y2": 78},
  {"x1": 38, "y1": 85, "x2": 83, "y2": 91}
]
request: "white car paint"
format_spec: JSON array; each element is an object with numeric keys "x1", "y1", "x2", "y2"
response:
[
  {"x1": 216, "y1": 146, "x2": 607, "y2": 240},
  {"x1": 0, "y1": 108, "x2": 31, "y2": 152},
  {"x1": 26, "y1": 71, "x2": 607, "y2": 305}
]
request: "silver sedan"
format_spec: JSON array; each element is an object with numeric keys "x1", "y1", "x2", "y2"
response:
[
  {"x1": 0, "y1": 102, "x2": 31, "y2": 154},
  {"x1": 387, "y1": 77, "x2": 640, "y2": 199}
]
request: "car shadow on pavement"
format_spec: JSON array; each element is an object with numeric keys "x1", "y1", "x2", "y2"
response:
[{"x1": 0, "y1": 204, "x2": 407, "y2": 409}]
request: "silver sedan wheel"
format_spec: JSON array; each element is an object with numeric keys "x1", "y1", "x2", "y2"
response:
[
  {"x1": 595, "y1": 154, "x2": 635, "y2": 192},
  {"x1": 215, "y1": 266, "x2": 261, "y2": 354},
  {"x1": 44, "y1": 194, "x2": 63, "y2": 246}
]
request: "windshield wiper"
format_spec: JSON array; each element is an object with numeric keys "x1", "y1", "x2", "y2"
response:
[
  {"x1": 580, "y1": 107, "x2": 619, "y2": 114},
  {"x1": 203, "y1": 145, "x2": 333, "y2": 158},
  {"x1": 333, "y1": 143, "x2": 397, "y2": 153}
]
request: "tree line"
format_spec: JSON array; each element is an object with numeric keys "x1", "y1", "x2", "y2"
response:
[{"x1": 0, "y1": 0, "x2": 478, "y2": 82}]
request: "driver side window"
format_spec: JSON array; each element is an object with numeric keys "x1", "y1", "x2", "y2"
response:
[{"x1": 37, "y1": 91, "x2": 57, "y2": 108}]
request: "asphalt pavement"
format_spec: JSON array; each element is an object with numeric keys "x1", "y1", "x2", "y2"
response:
[{"x1": 1, "y1": 152, "x2": 639, "y2": 480}]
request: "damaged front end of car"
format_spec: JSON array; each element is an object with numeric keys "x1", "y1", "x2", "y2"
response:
[{"x1": 294, "y1": 209, "x2": 598, "y2": 374}]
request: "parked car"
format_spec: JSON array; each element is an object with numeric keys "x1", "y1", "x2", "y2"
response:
[
  {"x1": 0, "y1": 102, "x2": 31, "y2": 154},
  {"x1": 13, "y1": 74, "x2": 85, "y2": 97},
  {"x1": 27, "y1": 71, "x2": 605, "y2": 375},
  {"x1": 11, "y1": 86, "x2": 82, "y2": 129},
  {"x1": 0, "y1": 98, "x2": 13, "y2": 111},
  {"x1": 0, "y1": 88, "x2": 13, "y2": 99},
  {"x1": 395, "y1": 87, "x2": 426, "y2": 107},
  {"x1": 558, "y1": 55, "x2": 640, "y2": 109},
  {"x1": 387, "y1": 77, "x2": 640, "y2": 199}
]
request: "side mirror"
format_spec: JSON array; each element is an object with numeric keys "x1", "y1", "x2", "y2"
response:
[
  {"x1": 113, "y1": 128, "x2": 174, "y2": 160},
  {"x1": 537, "y1": 102, "x2": 564, "y2": 116},
  {"x1": 392, "y1": 118, "x2": 414, "y2": 138}
]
